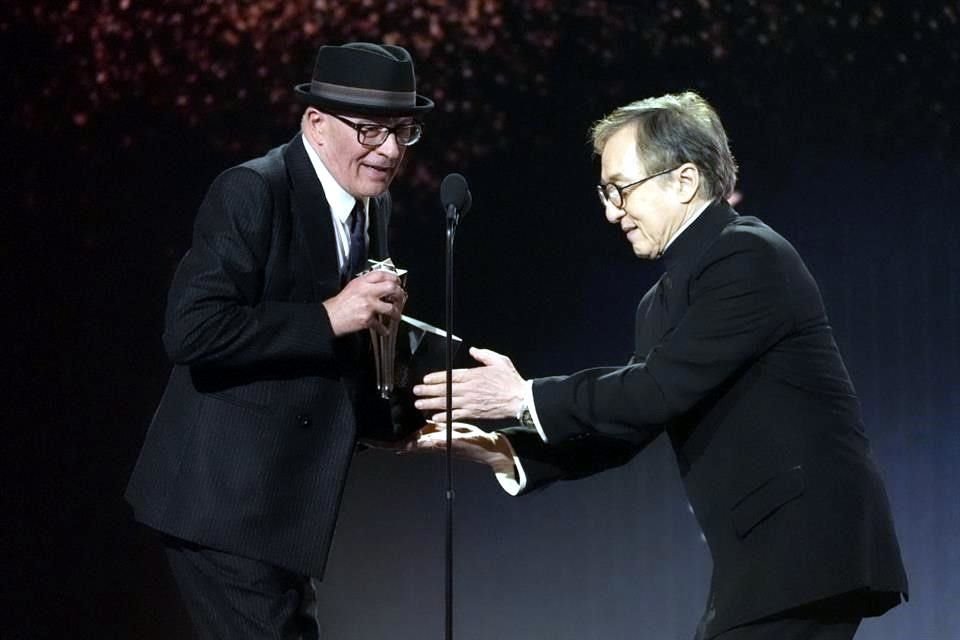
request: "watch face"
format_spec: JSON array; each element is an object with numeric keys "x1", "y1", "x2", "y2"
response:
[{"x1": 520, "y1": 408, "x2": 534, "y2": 427}]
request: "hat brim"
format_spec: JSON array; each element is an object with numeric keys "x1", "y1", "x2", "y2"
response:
[{"x1": 294, "y1": 83, "x2": 434, "y2": 117}]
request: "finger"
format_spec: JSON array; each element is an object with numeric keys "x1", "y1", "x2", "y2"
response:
[
  {"x1": 419, "y1": 423, "x2": 474, "y2": 437},
  {"x1": 415, "y1": 436, "x2": 448, "y2": 450},
  {"x1": 345, "y1": 272, "x2": 388, "y2": 294},
  {"x1": 397, "y1": 439, "x2": 438, "y2": 455},
  {"x1": 414, "y1": 380, "x2": 476, "y2": 406},
  {"x1": 386, "y1": 301, "x2": 404, "y2": 321},
  {"x1": 413, "y1": 372, "x2": 470, "y2": 397},
  {"x1": 421, "y1": 421, "x2": 446, "y2": 436},
  {"x1": 383, "y1": 290, "x2": 406, "y2": 305},
  {"x1": 415, "y1": 436, "x2": 454, "y2": 451},
  {"x1": 372, "y1": 299, "x2": 395, "y2": 316},
  {"x1": 414, "y1": 396, "x2": 457, "y2": 412},
  {"x1": 469, "y1": 346, "x2": 510, "y2": 367},
  {"x1": 412, "y1": 382, "x2": 446, "y2": 399},
  {"x1": 399, "y1": 432, "x2": 441, "y2": 453},
  {"x1": 419, "y1": 371, "x2": 448, "y2": 385},
  {"x1": 421, "y1": 368, "x2": 474, "y2": 385},
  {"x1": 359, "y1": 270, "x2": 399, "y2": 284},
  {"x1": 368, "y1": 280, "x2": 404, "y2": 299},
  {"x1": 429, "y1": 409, "x2": 473, "y2": 423}
]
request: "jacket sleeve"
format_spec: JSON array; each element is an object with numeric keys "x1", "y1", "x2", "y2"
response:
[
  {"x1": 162, "y1": 166, "x2": 338, "y2": 368},
  {"x1": 499, "y1": 423, "x2": 660, "y2": 493},
  {"x1": 533, "y1": 230, "x2": 800, "y2": 444}
]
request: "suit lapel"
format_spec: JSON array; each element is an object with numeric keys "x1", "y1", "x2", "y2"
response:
[
  {"x1": 633, "y1": 272, "x2": 671, "y2": 361},
  {"x1": 283, "y1": 135, "x2": 341, "y2": 299},
  {"x1": 634, "y1": 201, "x2": 739, "y2": 360}
]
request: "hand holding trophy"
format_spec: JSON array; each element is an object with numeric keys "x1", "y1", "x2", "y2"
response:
[
  {"x1": 362, "y1": 257, "x2": 409, "y2": 399},
  {"x1": 356, "y1": 257, "x2": 463, "y2": 442}
]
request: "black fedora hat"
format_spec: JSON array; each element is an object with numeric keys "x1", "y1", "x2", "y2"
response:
[{"x1": 294, "y1": 42, "x2": 434, "y2": 117}]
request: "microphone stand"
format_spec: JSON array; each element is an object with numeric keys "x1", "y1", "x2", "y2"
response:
[{"x1": 444, "y1": 203, "x2": 458, "y2": 640}]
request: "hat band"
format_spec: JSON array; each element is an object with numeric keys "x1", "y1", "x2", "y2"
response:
[{"x1": 309, "y1": 81, "x2": 415, "y2": 108}]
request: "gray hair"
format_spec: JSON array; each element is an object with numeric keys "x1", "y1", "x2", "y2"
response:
[{"x1": 590, "y1": 92, "x2": 738, "y2": 200}]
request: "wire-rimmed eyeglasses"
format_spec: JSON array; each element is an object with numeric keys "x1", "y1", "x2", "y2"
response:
[
  {"x1": 596, "y1": 166, "x2": 680, "y2": 209},
  {"x1": 325, "y1": 111, "x2": 423, "y2": 147}
]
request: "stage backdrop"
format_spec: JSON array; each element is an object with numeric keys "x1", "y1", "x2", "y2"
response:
[{"x1": 4, "y1": 2, "x2": 957, "y2": 638}]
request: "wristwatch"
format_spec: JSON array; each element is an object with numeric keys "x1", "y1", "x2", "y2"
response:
[{"x1": 517, "y1": 398, "x2": 535, "y2": 427}]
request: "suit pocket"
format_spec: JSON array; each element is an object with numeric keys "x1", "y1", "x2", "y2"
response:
[
  {"x1": 205, "y1": 381, "x2": 278, "y2": 416},
  {"x1": 191, "y1": 367, "x2": 278, "y2": 416},
  {"x1": 731, "y1": 465, "x2": 805, "y2": 539}
]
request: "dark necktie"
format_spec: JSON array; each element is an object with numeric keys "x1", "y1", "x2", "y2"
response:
[{"x1": 342, "y1": 200, "x2": 367, "y2": 285}]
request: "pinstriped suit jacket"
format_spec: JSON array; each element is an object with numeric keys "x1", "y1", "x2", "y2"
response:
[{"x1": 126, "y1": 135, "x2": 406, "y2": 577}]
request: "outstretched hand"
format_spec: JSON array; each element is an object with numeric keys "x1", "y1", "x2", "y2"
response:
[
  {"x1": 413, "y1": 347, "x2": 526, "y2": 423},
  {"x1": 397, "y1": 422, "x2": 516, "y2": 474}
]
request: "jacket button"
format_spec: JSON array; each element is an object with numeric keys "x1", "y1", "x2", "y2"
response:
[{"x1": 297, "y1": 414, "x2": 312, "y2": 428}]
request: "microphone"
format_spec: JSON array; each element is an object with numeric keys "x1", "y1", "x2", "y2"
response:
[
  {"x1": 438, "y1": 171, "x2": 471, "y2": 640},
  {"x1": 440, "y1": 173, "x2": 472, "y2": 223}
]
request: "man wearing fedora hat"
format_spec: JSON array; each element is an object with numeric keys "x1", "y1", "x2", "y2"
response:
[{"x1": 125, "y1": 42, "x2": 433, "y2": 639}]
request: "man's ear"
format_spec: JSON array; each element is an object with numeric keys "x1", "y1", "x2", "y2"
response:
[
  {"x1": 676, "y1": 163, "x2": 702, "y2": 204},
  {"x1": 304, "y1": 108, "x2": 325, "y2": 142}
]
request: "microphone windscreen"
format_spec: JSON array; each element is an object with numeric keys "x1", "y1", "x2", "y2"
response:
[{"x1": 440, "y1": 173, "x2": 471, "y2": 215}]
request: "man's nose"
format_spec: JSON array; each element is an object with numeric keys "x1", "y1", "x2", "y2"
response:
[
  {"x1": 604, "y1": 201, "x2": 625, "y2": 224},
  {"x1": 377, "y1": 132, "x2": 402, "y2": 158}
]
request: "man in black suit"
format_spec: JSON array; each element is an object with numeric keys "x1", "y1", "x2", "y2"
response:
[
  {"x1": 411, "y1": 92, "x2": 908, "y2": 639},
  {"x1": 125, "y1": 42, "x2": 431, "y2": 639}
]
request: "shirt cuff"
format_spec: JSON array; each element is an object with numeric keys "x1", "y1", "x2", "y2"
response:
[
  {"x1": 523, "y1": 379, "x2": 549, "y2": 443},
  {"x1": 493, "y1": 435, "x2": 527, "y2": 496}
]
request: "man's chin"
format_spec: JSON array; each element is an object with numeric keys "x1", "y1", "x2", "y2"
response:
[
  {"x1": 356, "y1": 178, "x2": 394, "y2": 197},
  {"x1": 631, "y1": 243, "x2": 657, "y2": 260}
]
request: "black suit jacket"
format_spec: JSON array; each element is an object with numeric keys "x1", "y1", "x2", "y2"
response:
[
  {"x1": 125, "y1": 135, "x2": 408, "y2": 577},
  {"x1": 504, "y1": 201, "x2": 907, "y2": 637}
]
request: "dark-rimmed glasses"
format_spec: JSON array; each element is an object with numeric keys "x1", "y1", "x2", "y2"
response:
[
  {"x1": 596, "y1": 166, "x2": 680, "y2": 209},
  {"x1": 325, "y1": 111, "x2": 423, "y2": 147}
]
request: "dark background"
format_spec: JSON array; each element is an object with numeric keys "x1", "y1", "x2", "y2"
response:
[{"x1": 3, "y1": 2, "x2": 958, "y2": 638}]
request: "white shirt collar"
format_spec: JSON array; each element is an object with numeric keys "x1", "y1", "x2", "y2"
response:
[
  {"x1": 663, "y1": 198, "x2": 713, "y2": 252},
  {"x1": 300, "y1": 133, "x2": 367, "y2": 222}
]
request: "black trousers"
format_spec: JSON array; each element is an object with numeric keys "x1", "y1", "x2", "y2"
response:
[{"x1": 164, "y1": 537, "x2": 321, "y2": 640}]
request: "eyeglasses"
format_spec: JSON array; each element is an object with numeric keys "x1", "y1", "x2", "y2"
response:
[
  {"x1": 325, "y1": 111, "x2": 423, "y2": 147},
  {"x1": 596, "y1": 166, "x2": 680, "y2": 209}
]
